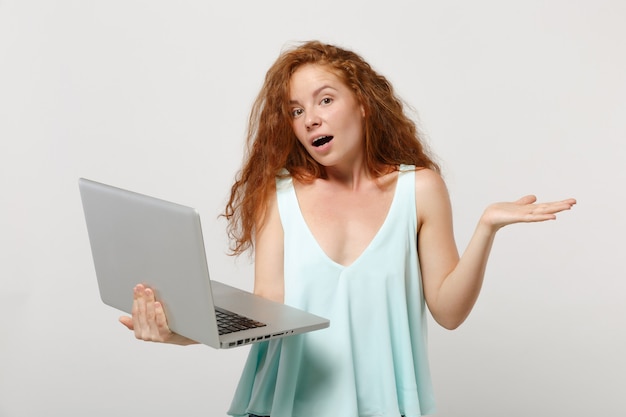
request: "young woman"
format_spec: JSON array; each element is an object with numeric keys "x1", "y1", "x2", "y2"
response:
[{"x1": 120, "y1": 41, "x2": 576, "y2": 417}]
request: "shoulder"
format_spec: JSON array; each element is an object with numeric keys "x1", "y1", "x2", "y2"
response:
[
  {"x1": 253, "y1": 182, "x2": 282, "y2": 245},
  {"x1": 413, "y1": 168, "x2": 452, "y2": 228},
  {"x1": 259, "y1": 186, "x2": 281, "y2": 230},
  {"x1": 414, "y1": 168, "x2": 447, "y2": 194}
]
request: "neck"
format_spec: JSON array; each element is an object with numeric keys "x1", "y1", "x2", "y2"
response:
[
  {"x1": 323, "y1": 160, "x2": 369, "y2": 191},
  {"x1": 323, "y1": 161, "x2": 394, "y2": 192}
]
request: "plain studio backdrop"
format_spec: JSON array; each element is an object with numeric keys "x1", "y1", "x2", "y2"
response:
[{"x1": 1, "y1": 1, "x2": 624, "y2": 416}]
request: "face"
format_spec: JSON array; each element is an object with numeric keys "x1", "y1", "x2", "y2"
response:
[{"x1": 288, "y1": 64, "x2": 365, "y2": 169}]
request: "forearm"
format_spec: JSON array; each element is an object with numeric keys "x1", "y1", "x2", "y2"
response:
[
  {"x1": 428, "y1": 195, "x2": 576, "y2": 329},
  {"x1": 431, "y1": 221, "x2": 497, "y2": 329}
]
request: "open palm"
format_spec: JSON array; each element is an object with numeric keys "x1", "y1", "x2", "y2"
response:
[{"x1": 482, "y1": 195, "x2": 577, "y2": 231}]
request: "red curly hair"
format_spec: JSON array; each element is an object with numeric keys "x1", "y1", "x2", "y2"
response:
[{"x1": 224, "y1": 41, "x2": 439, "y2": 255}]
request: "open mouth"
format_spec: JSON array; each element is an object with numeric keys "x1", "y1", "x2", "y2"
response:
[{"x1": 312, "y1": 136, "x2": 333, "y2": 147}]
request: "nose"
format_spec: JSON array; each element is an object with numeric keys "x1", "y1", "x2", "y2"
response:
[{"x1": 305, "y1": 111, "x2": 321, "y2": 131}]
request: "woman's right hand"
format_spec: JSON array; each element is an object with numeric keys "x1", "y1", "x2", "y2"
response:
[{"x1": 119, "y1": 284, "x2": 198, "y2": 346}]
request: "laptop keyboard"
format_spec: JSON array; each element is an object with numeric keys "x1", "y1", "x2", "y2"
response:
[{"x1": 215, "y1": 307, "x2": 267, "y2": 335}]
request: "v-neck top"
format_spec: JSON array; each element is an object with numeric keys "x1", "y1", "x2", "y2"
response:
[{"x1": 227, "y1": 165, "x2": 435, "y2": 417}]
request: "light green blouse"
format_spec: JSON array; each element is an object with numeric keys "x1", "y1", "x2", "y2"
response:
[{"x1": 228, "y1": 165, "x2": 435, "y2": 417}]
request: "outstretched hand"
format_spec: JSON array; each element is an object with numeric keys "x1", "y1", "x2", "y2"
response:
[
  {"x1": 119, "y1": 284, "x2": 197, "y2": 345},
  {"x1": 481, "y1": 195, "x2": 576, "y2": 232}
]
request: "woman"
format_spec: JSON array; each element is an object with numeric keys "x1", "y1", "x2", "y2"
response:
[{"x1": 120, "y1": 41, "x2": 576, "y2": 416}]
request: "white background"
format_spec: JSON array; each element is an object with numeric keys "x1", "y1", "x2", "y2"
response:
[{"x1": 1, "y1": 1, "x2": 624, "y2": 416}]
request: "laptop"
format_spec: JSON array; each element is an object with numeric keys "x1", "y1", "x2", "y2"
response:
[{"x1": 79, "y1": 178, "x2": 329, "y2": 349}]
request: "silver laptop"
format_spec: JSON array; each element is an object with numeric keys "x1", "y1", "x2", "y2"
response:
[{"x1": 79, "y1": 178, "x2": 329, "y2": 349}]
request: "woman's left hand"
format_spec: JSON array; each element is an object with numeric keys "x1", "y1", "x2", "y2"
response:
[{"x1": 481, "y1": 195, "x2": 576, "y2": 232}]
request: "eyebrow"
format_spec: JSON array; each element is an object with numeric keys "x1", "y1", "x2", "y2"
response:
[{"x1": 288, "y1": 84, "x2": 337, "y2": 105}]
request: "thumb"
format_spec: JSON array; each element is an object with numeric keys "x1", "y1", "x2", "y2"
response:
[
  {"x1": 119, "y1": 316, "x2": 134, "y2": 331},
  {"x1": 515, "y1": 194, "x2": 537, "y2": 205}
]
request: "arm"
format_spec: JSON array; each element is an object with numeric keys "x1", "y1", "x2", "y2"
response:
[
  {"x1": 416, "y1": 169, "x2": 576, "y2": 330},
  {"x1": 252, "y1": 189, "x2": 285, "y2": 303}
]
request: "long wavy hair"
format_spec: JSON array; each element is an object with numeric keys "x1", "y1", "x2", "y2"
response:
[{"x1": 224, "y1": 41, "x2": 439, "y2": 255}]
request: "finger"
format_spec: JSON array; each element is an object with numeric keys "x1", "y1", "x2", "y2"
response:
[
  {"x1": 131, "y1": 285, "x2": 143, "y2": 339},
  {"x1": 526, "y1": 213, "x2": 557, "y2": 222},
  {"x1": 560, "y1": 198, "x2": 577, "y2": 206},
  {"x1": 515, "y1": 195, "x2": 537, "y2": 205},
  {"x1": 553, "y1": 198, "x2": 577, "y2": 211},
  {"x1": 535, "y1": 200, "x2": 576, "y2": 215},
  {"x1": 153, "y1": 301, "x2": 172, "y2": 340},
  {"x1": 135, "y1": 285, "x2": 150, "y2": 340},
  {"x1": 546, "y1": 203, "x2": 574, "y2": 214},
  {"x1": 526, "y1": 201, "x2": 577, "y2": 221},
  {"x1": 119, "y1": 315, "x2": 134, "y2": 330},
  {"x1": 145, "y1": 289, "x2": 172, "y2": 341},
  {"x1": 144, "y1": 288, "x2": 161, "y2": 341}
]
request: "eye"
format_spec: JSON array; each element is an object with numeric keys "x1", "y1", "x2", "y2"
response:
[
  {"x1": 291, "y1": 108, "x2": 304, "y2": 118},
  {"x1": 320, "y1": 97, "x2": 333, "y2": 105}
]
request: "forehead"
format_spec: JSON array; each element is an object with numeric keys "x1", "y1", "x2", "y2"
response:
[{"x1": 289, "y1": 64, "x2": 346, "y2": 94}]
